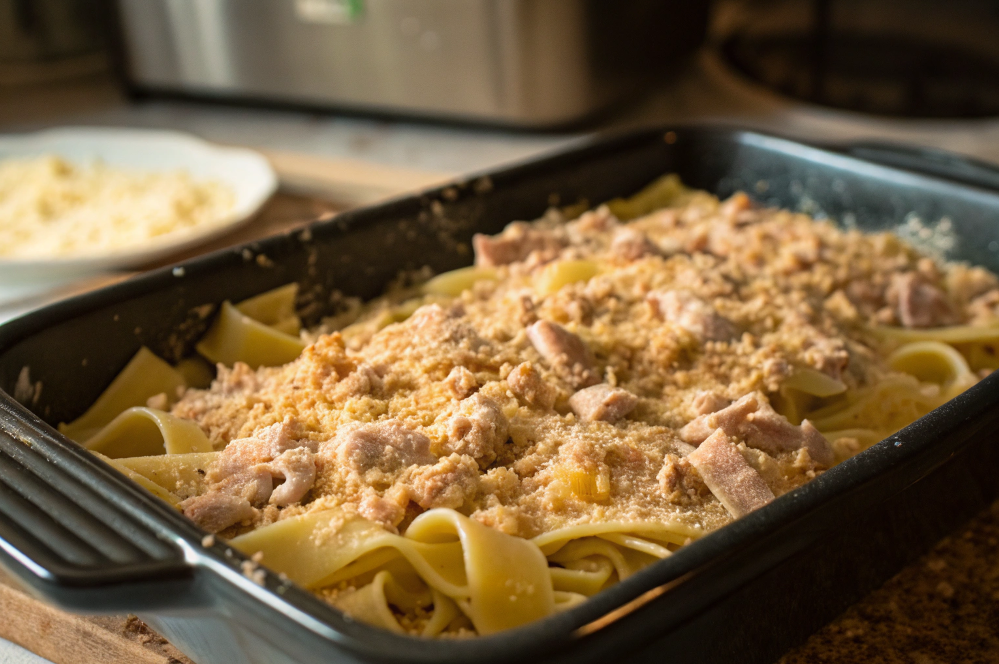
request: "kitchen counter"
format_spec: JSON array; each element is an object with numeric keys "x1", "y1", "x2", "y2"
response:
[
  {"x1": 783, "y1": 499, "x2": 999, "y2": 662},
  {"x1": 0, "y1": 52, "x2": 997, "y2": 663},
  {"x1": 10, "y1": 52, "x2": 999, "y2": 177}
]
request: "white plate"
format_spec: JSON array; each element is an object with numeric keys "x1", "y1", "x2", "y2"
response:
[{"x1": 0, "y1": 127, "x2": 278, "y2": 284}]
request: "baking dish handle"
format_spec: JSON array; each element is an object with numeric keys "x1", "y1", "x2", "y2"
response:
[
  {"x1": 0, "y1": 391, "x2": 197, "y2": 613},
  {"x1": 837, "y1": 141, "x2": 999, "y2": 192}
]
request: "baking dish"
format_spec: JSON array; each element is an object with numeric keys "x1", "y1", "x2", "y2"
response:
[{"x1": 0, "y1": 127, "x2": 997, "y2": 664}]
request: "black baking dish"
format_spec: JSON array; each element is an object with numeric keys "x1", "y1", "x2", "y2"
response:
[{"x1": 0, "y1": 127, "x2": 997, "y2": 664}]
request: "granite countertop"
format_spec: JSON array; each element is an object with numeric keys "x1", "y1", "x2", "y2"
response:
[{"x1": 782, "y1": 500, "x2": 999, "y2": 663}]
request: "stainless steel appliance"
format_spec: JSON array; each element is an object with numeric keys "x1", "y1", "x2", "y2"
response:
[{"x1": 112, "y1": 0, "x2": 708, "y2": 127}]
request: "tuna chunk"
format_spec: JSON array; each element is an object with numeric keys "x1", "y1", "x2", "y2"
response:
[
  {"x1": 404, "y1": 304, "x2": 488, "y2": 351},
  {"x1": 719, "y1": 191, "x2": 754, "y2": 223},
  {"x1": 256, "y1": 447, "x2": 316, "y2": 506},
  {"x1": 569, "y1": 384, "x2": 638, "y2": 423},
  {"x1": 888, "y1": 272, "x2": 958, "y2": 328},
  {"x1": 802, "y1": 334, "x2": 849, "y2": 381},
  {"x1": 358, "y1": 491, "x2": 407, "y2": 529},
  {"x1": 611, "y1": 228, "x2": 658, "y2": 261},
  {"x1": 211, "y1": 464, "x2": 273, "y2": 506},
  {"x1": 648, "y1": 290, "x2": 738, "y2": 342},
  {"x1": 441, "y1": 394, "x2": 509, "y2": 467},
  {"x1": 333, "y1": 420, "x2": 436, "y2": 476},
  {"x1": 687, "y1": 429, "x2": 775, "y2": 518},
  {"x1": 404, "y1": 453, "x2": 481, "y2": 510},
  {"x1": 444, "y1": 365, "x2": 478, "y2": 400},
  {"x1": 201, "y1": 421, "x2": 316, "y2": 509},
  {"x1": 472, "y1": 222, "x2": 565, "y2": 267},
  {"x1": 692, "y1": 391, "x2": 731, "y2": 416},
  {"x1": 680, "y1": 393, "x2": 834, "y2": 466},
  {"x1": 181, "y1": 493, "x2": 255, "y2": 534},
  {"x1": 330, "y1": 363, "x2": 382, "y2": 400},
  {"x1": 210, "y1": 420, "x2": 302, "y2": 460},
  {"x1": 680, "y1": 393, "x2": 757, "y2": 444},
  {"x1": 526, "y1": 320, "x2": 600, "y2": 388},
  {"x1": 507, "y1": 362, "x2": 557, "y2": 409}
]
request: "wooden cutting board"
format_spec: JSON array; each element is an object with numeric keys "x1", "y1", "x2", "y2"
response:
[{"x1": 0, "y1": 569, "x2": 192, "y2": 664}]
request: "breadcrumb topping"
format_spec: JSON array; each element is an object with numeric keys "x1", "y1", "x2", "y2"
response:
[{"x1": 172, "y1": 188, "x2": 999, "y2": 541}]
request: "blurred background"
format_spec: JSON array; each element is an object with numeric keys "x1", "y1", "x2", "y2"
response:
[{"x1": 5, "y1": 0, "x2": 999, "y2": 176}]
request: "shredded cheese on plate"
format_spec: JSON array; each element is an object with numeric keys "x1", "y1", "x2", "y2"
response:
[{"x1": 0, "y1": 156, "x2": 236, "y2": 259}]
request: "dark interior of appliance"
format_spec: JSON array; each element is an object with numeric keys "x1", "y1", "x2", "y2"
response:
[{"x1": 720, "y1": 0, "x2": 999, "y2": 118}]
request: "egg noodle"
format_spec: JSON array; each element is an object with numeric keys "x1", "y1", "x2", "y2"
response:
[{"x1": 59, "y1": 175, "x2": 998, "y2": 636}]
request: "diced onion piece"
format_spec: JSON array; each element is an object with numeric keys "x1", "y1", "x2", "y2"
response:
[
  {"x1": 555, "y1": 465, "x2": 610, "y2": 502},
  {"x1": 781, "y1": 368, "x2": 848, "y2": 397},
  {"x1": 535, "y1": 260, "x2": 600, "y2": 296}
]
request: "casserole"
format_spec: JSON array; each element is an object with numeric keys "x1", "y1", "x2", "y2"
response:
[{"x1": 0, "y1": 127, "x2": 997, "y2": 663}]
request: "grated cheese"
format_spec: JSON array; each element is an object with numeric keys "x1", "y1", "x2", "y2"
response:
[{"x1": 0, "y1": 156, "x2": 236, "y2": 259}]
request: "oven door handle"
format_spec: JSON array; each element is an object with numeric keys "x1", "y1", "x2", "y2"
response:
[{"x1": 838, "y1": 141, "x2": 999, "y2": 192}]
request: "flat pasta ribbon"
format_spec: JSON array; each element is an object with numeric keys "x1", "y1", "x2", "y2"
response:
[
  {"x1": 231, "y1": 507, "x2": 556, "y2": 635},
  {"x1": 113, "y1": 451, "x2": 218, "y2": 500},
  {"x1": 774, "y1": 367, "x2": 848, "y2": 425},
  {"x1": 196, "y1": 301, "x2": 306, "y2": 369},
  {"x1": 234, "y1": 283, "x2": 303, "y2": 336},
  {"x1": 59, "y1": 347, "x2": 186, "y2": 443},
  {"x1": 84, "y1": 407, "x2": 214, "y2": 458},
  {"x1": 886, "y1": 340, "x2": 977, "y2": 401},
  {"x1": 92, "y1": 452, "x2": 182, "y2": 507}
]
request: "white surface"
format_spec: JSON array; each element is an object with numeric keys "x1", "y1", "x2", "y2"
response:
[
  {"x1": 0, "y1": 126, "x2": 277, "y2": 284},
  {"x1": 0, "y1": 638, "x2": 52, "y2": 664}
]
